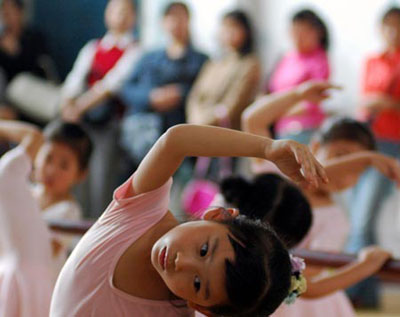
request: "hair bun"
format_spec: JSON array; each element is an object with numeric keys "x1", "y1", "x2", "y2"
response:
[{"x1": 220, "y1": 176, "x2": 251, "y2": 206}]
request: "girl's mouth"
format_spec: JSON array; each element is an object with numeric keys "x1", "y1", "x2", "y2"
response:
[{"x1": 159, "y1": 246, "x2": 167, "y2": 271}]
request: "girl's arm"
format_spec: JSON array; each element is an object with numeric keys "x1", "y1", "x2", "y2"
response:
[
  {"x1": 242, "y1": 81, "x2": 339, "y2": 137},
  {"x1": 304, "y1": 246, "x2": 391, "y2": 298},
  {"x1": 320, "y1": 151, "x2": 400, "y2": 192},
  {"x1": 131, "y1": 124, "x2": 328, "y2": 196},
  {"x1": 0, "y1": 120, "x2": 43, "y2": 161}
]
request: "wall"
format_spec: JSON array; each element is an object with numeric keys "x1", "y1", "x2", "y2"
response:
[
  {"x1": 140, "y1": 0, "x2": 238, "y2": 56},
  {"x1": 33, "y1": 0, "x2": 108, "y2": 78}
]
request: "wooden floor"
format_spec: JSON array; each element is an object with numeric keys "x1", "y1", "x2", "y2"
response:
[{"x1": 357, "y1": 286, "x2": 400, "y2": 317}]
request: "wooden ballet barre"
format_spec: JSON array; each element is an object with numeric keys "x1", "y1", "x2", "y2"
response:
[
  {"x1": 47, "y1": 220, "x2": 400, "y2": 282},
  {"x1": 48, "y1": 219, "x2": 95, "y2": 235},
  {"x1": 292, "y1": 249, "x2": 400, "y2": 283}
]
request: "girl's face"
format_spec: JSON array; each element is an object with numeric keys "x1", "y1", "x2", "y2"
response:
[
  {"x1": 151, "y1": 213, "x2": 236, "y2": 311},
  {"x1": 381, "y1": 14, "x2": 400, "y2": 49},
  {"x1": 290, "y1": 20, "x2": 320, "y2": 53},
  {"x1": 313, "y1": 139, "x2": 368, "y2": 163},
  {"x1": 105, "y1": 0, "x2": 135, "y2": 34},
  {"x1": 34, "y1": 141, "x2": 83, "y2": 196},
  {"x1": 219, "y1": 17, "x2": 247, "y2": 52},
  {"x1": 312, "y1": 139, "x2": 368, "y2": 191},
  {"x1": 163, "y1": 6, "x2": 190, "y2": 44}
]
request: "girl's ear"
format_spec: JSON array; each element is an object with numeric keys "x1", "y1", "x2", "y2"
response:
[
  {"x1": 187, "y1": 302, "x2": 214, "y2": 316},
  {"x1": 203, "y1": 207, "x2": 239, "y2": 221}
]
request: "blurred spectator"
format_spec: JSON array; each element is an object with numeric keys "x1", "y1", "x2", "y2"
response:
[
  {"x1": 0, "y1": 0, "x2": 54, "y2": 120},
  {"x1": 346, "y1": 6, "x2": 400, "y2": 308},
  {"x1": 61, "y1": 0, "x2": 140, "y2": 217},
  {"x1": 119, "y1": 1, "x2": 208, "y2": 167},
  {"x1": 0, "y1": 0, "x2": 50, "y2": 82},
  {"x1": 186, "y1": 10, "x2": 261, "y2": 130},
  {"x1": 268, "y1": 9, "x2": 330, "y2": 144}
]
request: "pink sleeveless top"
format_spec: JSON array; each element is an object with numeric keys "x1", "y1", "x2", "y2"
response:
[
  {"x1": 50, "y1": 175, "x2": 194, "y2": 317},
  {"x1": 272, "y1": 204, "x2": 355, "y2": 317}
]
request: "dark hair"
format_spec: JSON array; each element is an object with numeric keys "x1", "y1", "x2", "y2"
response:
[
  {"x1": 43, "y1": 120, "x2": 93, "y2": 170},
  {"x1": 163, "y1": 1, "x2": 189, "y2": 17},
  {"x1": 292, "y1": 9, "x2": 329, "y2": 50},
  {"x1": 314, "y1": 117, "x2": 376, "y2": 151},
  {"x1": 221, "y1": 174, "x2": 312, "y2": 248},
  {"x1": 0, "y1": 0, "x2": 24, "y2": 9},
  {"x1": 223, "y1": 10, "x2": 255, "y2": 55},
  {"x1": 382, "y1": 6, "x2": 400, "y2": 23},
  {"x1": 209, "y1": 215, "x2": 291, "y2": 316}
]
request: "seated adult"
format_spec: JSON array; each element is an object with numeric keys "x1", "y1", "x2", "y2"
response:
[
  {"x1": 0, "y1": 0, "x2": 54, "y2": 120},
  {"x1": 187, "y1": 10, "x2": 261, "y2": 130},
  {"x1": 61, "y1": 0, "x2": 141, "y2": 217},
  {"x1": 119, "y1": 1, "x2": 208, "y2": 166}
]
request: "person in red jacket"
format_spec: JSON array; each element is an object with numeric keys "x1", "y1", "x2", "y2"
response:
[
  {"x1": 347, "y1": 6, "x2": 400, "y2": 308},
  {"x1": 61, "y1": 0, "x2": 141, "y2": 217}
]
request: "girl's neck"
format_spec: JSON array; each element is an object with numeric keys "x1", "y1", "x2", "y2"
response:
[
  {"x1": 35, "y1": 185, "x2": 73, "y2": 211},
  {"x1": 305, "y1": 189, "x2": 334, "y2": 208},
  {"x1": 113, "y1": 211, "x2": 180, "y2": 300}
]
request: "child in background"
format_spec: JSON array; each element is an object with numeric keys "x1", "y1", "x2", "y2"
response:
[
  {"x1": 51, "y1": 124, "x2": 328, "y2": 317},
  {"x1": 0, "y1": 120, "x2": 91, "y2": 316},
  {"x1": 0, "y1": 120, "x2": 93, "y2": 275},
  {"x1": 61, "y1": 0, "x2": 141, "y2": 216},
  {"x1": 242, "y1": 82, "x2": 398, "y2": 317}
]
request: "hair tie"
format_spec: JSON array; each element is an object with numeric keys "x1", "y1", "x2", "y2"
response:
[{"x1": 284, "y1": 255, "x2": 307, "y2": 305}]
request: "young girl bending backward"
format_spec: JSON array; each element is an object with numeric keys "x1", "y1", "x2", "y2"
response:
[
  {"x1": 242, "y1": 82, "x2": 398, "y2": 317},
  {"x1": 50, "y1": 124, "x2": 328, "y2": 317}
]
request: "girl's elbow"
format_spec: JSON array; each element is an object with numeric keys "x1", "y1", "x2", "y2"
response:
[{"x1": 162, "y1": 124, "x2": 187, "y2": 148}]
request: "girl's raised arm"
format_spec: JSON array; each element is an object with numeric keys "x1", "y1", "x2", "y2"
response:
[
  {"x1": 241, "y1": 81, "x2": 338, "y2": 137},
  {"x1": 304, "y1": 246, "x2": 391, "y2": 298},
  {"x1": 132, "y1": 124, "x2": 328, "y2": 196},
  {"x1": 0, "y1": 120, "x2": 43, "y2": 161},
  {"x1": 320, "y1": 151, "x2": 400, "y2": 192}
]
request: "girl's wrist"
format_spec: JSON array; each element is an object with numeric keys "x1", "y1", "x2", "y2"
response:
[{"x1": 263, "y1": 138, "x2": 281, "y2": 161}]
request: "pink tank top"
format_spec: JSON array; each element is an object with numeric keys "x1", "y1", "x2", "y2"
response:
[{"x1": 50, "y1": 175, "x2": 194, "y2": 317}]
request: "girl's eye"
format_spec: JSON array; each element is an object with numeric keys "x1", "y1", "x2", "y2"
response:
[
  {"x1": 200, "y1": 243, "x2": 208, "y2": 257},
  {"x1": 194, "y1": 276, "x2": 201, "y2": 292}
]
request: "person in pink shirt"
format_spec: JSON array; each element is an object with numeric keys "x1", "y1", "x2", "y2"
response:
[
  {"x1": 268, "y1": 9, "x2": 330, "y2": 144},
  {"x1": 50, "y1": 124, "x2": 329, "y2": 317}
]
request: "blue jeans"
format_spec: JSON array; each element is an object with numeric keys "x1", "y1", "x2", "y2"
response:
[{"x1": 346, "y1": 139, "x2": 400, "y2": 306}]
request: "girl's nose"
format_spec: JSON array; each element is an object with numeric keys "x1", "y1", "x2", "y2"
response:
[{"x1": 174, "y1": 252, "x2": 195, "y2": 272}]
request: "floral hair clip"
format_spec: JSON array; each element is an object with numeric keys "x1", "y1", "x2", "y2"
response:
[{"x1": 284, "y1": 255, "x2": 307, "y2": 305}]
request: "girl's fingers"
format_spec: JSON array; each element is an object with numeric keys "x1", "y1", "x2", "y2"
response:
[
  {"x1": 313, "y1": 155, "x2": 329, "y2": 184},
  {"x1": 292, "y1": 146, "x2": 303, "y2": 166},
  {"x1": 299, "y1": 149, "x2": 316, "y2": 186}
]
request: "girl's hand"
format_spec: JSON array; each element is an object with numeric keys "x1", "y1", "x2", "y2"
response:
[
  {"x1": 358, "y1": 246, "x2": 392, "y2": 272},
  {"x1": 370, "y1": 153, "x2": 400, "y2": 186},
  {"x1": 265, "y1": 139, "x2": 328, "y2": 187},
  {"x1": 297, "y1": 81, "x2": 341, "y2": 104}
]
